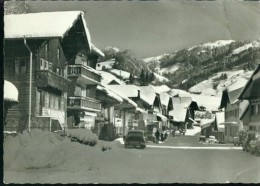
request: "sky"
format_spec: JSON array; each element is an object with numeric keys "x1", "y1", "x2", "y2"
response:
[{"x1": 28, "y1": 1, "x2": 260, "y2": 59}]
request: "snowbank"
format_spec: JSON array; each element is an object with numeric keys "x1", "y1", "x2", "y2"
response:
[
  {"x1": 4, "y1": 129, "x2": 117, "y2": 171},
  {"x1": 4, "y1": 80, "x2": 18, "y2": 102},
  {"x1": 185, "y1": 126, "x2": 201, "y2": 136},
  {"x1": 114, "y1": 138, "x2": 124, "y2": 145},
  {"x1": 4, "y1": 129, "x2": 69, "y2": 170}
]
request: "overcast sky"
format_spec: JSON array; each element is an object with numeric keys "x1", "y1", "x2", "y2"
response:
[{"x1": 28, "y1": 1, "x2": 260, "y2": 59}]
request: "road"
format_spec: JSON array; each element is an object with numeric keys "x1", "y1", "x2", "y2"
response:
[{"x1": 4, "y1": 135, "x2": 260, "y2": 184}]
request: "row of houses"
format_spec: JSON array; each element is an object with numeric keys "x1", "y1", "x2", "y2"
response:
[
  {"x1": 200, "y1": 65, "x2": 260, "y2": 143},
  {"x1": 3, "y1": 11, "x2": 200, "y2": 137}
]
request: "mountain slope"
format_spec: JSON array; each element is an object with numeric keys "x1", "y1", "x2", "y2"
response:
[{"x1": 144, "y1": 39, "x2": 260, "y2": 90}]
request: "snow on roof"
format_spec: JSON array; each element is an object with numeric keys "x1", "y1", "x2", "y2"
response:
[
  {"x1": 108, "y1": 69, "x2": 130, "y2": 80},
  {"x1": 191, "y1": 94, "x2": 221, "y2": 111},
  {"x1": 91, "y1": 44, "x2": 104, "y2": 57},
  {"x1": 232, "y1": 41, "x2": 260, "y2": 55},
  {"x1": 4, "y1": 11, "x2": 91, "y2": 48},
  {"x1": 159, "y1": 92, "x2": 172, "y2": 107},
  {"x1": 238, "y1": 64, "x2": 260, "y2": 100},
  {"x1": 4, "y1": 80, "x2": 18, "y2": 102},
  {"x1": 225, "y1": 78, "x2": 248, "y2": 104},
  {"x1": 169, "y1": 104, "x2": 187, "y2": 122},
  {"x1": 107, "y1": 85, "x2": 139, "y2": 98},
  {"x1": 239, "y1": 100, "x2": 250, "y2": 119},
  {"x1": 200, "y1": 117, "x2": 215, "y2": 129},
  {"x1": 97, "y1": 85, "x2": 123, "y2": 103},
  {"x1": 168, "y1": 89, "x2": 191, "y2": 97},
  {"x1": 99, "y1": 71, "x2": 125, "y2": 85},
  {"x1": 139, "y1": 86, "x2": 158, "y2": 106},
  {"x1": 152, "y1": 85, "x2": 171, "y2": 94}
]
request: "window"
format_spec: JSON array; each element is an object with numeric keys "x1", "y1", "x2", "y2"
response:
[
  {"x1": 48, "y1": 62, "x2": 52, "y2": 71},
  {"x1": 40, "y1": 58, "x2": 45, "y2": 70},
  {"x1": 15, "y1": 58, "x2": 27, "y2": 75},
  {"x1": 251, "y1": 105, "x2": 255, "y2": 115},
  {"x1": 56, "y1": 68, "x2": 61, "y2": 75},
  {"x1": 45, "y1": 92, "x2": 49, "y2": 108},
  {"x1": 57, "y1": 48, "x2": 60, "y2": 60},
  {"x1": 44, "y1": 60, "x2": 49, "y2": 70}
]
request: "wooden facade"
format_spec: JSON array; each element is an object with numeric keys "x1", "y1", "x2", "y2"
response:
[{"x1": 4, "y1": 38, "x2": 70, "y2": 131}]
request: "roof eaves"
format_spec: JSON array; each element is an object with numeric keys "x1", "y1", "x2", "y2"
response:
[{"x1": 238, "y1": 64, "x2": 260, "y2": 100}]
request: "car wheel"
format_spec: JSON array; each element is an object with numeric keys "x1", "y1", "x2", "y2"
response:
[
  {"x1": 140, "y1": 145, "x2": 146, "y2": 149},
  {"x1": 125, "y1": 144, "x2": 128, "y2": 149}
]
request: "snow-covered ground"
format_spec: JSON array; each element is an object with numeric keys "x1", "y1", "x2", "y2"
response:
[
  {"x1": 153, "y1": 72, "x2": 169, "y2": 82},
  {"x1": 188, "y1": 40, "x2": 235, "y2": 51},
  {"x1": 159, "y1": 64, "x2": 180, "y2": 74},
  {"x1": 231, "y1": 40, "x2": 260, "y2": 55},
  {"x1": 143, "y1": 54, "x2": 169, "y2": 63},
  {"x1": 185, "y1": 126, "x2": 201, "y2": 136},
  {"x1": 189, "y1": 70, "x2": 253, "y2": 96}
]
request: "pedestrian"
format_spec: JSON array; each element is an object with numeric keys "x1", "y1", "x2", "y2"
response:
[
  {"x1": 155, "y1": 129, "x2": 160, "y2": 144},
  {"x1": 161, "y1": 131, "x2": 164, "y2": 142}
]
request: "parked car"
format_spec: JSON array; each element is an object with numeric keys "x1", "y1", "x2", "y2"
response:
[
  {"x1": 124, "y1": 130, "x2": 146, "y2": 149},
  {"x1": 207, "y1": 136, "x2": 218, "y2": 144}
]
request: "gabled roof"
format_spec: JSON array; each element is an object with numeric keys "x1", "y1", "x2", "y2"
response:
[
  {"x1": 159, "y1": 92, "x2": 173, "y2": 108},
  {"x1": 91, "y1": 44, "x2": 105, "y2": 57},
  {"x1": 4, "y1": 11, "x2": 91, "y2": 49},
  {"x1": 107, "y1": 85, "x2": 139, "y2": 98},
  {"x1": 99, "y1": 71, "x2": 125, "y2": 85},
  {"x1": 139, "y1": 86, "x2": 159, "y2": 106},
  {"x1": 169, "y1": 104, "x2": 187, "y2": 122},
  {"x1": 219, "y1": 78, "x2": 248, "y2": 109},
  {"x1": 239, "y1": 100, "x2": 250, "y2": 120},
  {"x1": 97, "y1": 85, "x2": 123, "y2": 103},
  {"x1": 238, "y1": 64, "x2": 260, "y2": 100}
]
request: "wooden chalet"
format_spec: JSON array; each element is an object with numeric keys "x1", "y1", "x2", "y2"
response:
[
  {"x1": 219, "y1": 78, "x2": 249, "y2": 142},
  {"x1": 4, "y1": 11, "x2": 102, "y2": 132},
  {"x1": 169, "y1": 97, "x2": 199, "y2": 130},
  {"x1": 238, "y1": 64, "x2": 260, "y2": 135}
]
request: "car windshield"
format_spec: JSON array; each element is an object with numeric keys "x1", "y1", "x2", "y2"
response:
[{"x1": 127, "y1": 132, "x2": 143, "y2": 138}]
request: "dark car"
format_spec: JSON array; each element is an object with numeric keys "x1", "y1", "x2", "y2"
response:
[{"x1": 124, "y1": 130, "x2": 146, "y2": 149}]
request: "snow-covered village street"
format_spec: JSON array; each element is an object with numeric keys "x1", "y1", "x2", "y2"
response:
[
  {"x1": 3, "y1": 130, "x2": 260, "y2": 184},
  {"x1": 2, "y1": 0, "x2": 260, "y2": 184}
]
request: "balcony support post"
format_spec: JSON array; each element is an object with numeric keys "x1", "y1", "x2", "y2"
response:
[{"x1": 24, "y1": 37, "x2": 33, "y2": 133}]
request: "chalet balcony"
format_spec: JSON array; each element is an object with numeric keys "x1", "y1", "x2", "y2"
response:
[
  {"x1": 36, "y1": 70, "x2": 70, "y2": 92},
  {"x1": 67, "y1": 96, "x2": 101, "y2": 112},
  {"x1": 67, "y1": 64, "x2": 101, "y2": 85}
]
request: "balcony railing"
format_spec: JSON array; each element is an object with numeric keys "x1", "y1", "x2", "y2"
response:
[
  {"x1": 67, "y1": 64, "x2": 101, "y2": 83},
  {"x1": 67, "y1": 96, "x2": 101, "y2": 111},
  {"x1": 36, "y1": 70, "x2": 70, "y2": 92}
]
